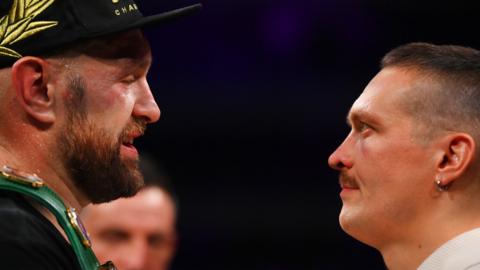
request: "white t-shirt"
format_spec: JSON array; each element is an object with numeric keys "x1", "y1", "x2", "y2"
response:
[{"x1": 418, "y1": 228, "x2": 480, "y2": 270}]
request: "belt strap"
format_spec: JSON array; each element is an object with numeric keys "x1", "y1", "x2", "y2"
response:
[{"x1": 0, "y1": 167, "x2": 102, "y2": 270}]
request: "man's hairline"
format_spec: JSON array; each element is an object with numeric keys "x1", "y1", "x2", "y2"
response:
[
  {"x1": 376, "y1": 65, "x2": 453, "y2": 145},
  {"x1": 381, "y1": 64, "x2": 480, "y2": 151}
]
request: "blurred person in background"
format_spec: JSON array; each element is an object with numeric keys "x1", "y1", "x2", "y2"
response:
[
  {"x1": 329, "y1": 43, "x2": 480, "y2": 270},
  {"x1": 83, "y1": 156, "x2": 177, "y2": 270}
]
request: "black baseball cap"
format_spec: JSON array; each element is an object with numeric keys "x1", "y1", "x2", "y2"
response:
[{"x1": 0, "y1": 0, "x2": 201, "y2": 67}]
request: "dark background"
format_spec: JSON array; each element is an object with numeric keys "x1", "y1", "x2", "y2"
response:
[{"x1": 136, "y1": 1, "x2": 479, "y2": 269}]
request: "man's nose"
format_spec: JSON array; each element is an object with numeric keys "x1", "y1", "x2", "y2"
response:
[
  {"x1": 328, "y1": 136, "x2": 353, "y2": 170},
  {"x1": 133, "y1": 80, "x2": 161, "y2": 124},
  {"x1": 123, "y1": 240, "x2": 149, "y2": 270}
]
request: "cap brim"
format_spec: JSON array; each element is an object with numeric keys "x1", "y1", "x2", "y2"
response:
[
  {"x1": 86, "y1": 3, "x2": 202, "y2": 39},
  {"x1": 131, "y1": 3, "x2": 203, "y2": 28}
]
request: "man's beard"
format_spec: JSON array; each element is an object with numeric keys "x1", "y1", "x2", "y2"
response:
[{"x1": 58, "y1": 75, "x2": 147, "y2": 204}]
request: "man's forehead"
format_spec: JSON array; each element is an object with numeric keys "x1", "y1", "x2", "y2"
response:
[
  {"x1": 348, "y1": 67, "x2": 418, "y2": 122},
  {"x1": 348, "y1": 80, "x2": 380, "y2": 120}
]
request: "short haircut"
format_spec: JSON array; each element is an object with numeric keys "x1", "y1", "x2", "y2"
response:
[{"x1": 381, "y1": 42, "x2": 480, "y2": 143}]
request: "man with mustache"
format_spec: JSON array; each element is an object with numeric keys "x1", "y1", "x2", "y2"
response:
[
  {"x1": 0, "y1": 1, "x2": 200, "y2": 269},
  {"x1": 329, "y1": 43, "x2": 480, "y2": 270}
]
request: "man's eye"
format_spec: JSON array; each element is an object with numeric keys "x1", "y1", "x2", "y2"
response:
[
  {"x1": 100, "y1": 230, "x2": 129, "y2": 243},
  {"x1": 148, "y1": 234, "x2": 167, "y2": 248},
  {"x1": 354, "y1": 122, "x2": 372, "y2": 133},
  {"x1": 359, "y1": 123, "x2": 370, "y2": 131},
  {"x1": 121, "y1": 75, "x2": 136, "y2": 84}
]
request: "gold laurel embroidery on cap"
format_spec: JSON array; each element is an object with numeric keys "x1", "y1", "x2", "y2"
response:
[{"x1": 0, "y1": 0, "x2": 58, "y2": 58}]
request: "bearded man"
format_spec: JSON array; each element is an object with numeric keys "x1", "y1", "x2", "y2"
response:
[{"x1": 0, "y1": 1, "x2": 200, "y2": 269}]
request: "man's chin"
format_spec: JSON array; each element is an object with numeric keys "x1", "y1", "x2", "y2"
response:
[{"x1": 81, "y1": 160, "x2": 144, "y2": 204}]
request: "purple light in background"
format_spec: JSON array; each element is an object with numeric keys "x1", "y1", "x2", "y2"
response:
[
  {"x1": 259, "y1": 0, "x2": 377, "y2": 55},
  {"x1": 260, "y1": 4, "x2": 309, "y2": 54}
]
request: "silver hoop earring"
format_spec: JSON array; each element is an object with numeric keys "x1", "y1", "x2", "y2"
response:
[{"x1": 435, "y1": 175, "x2": 449, "y2": 192}]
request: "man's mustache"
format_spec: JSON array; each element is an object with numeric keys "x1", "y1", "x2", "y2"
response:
[
  {"x1": 339, "y1": 172, "x2": 359, "y2": 188},
  {"x1": 120, "y1": 117, "x2": 147, "y2": 141}
]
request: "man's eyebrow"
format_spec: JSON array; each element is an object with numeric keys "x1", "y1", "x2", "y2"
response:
[
  {"x1": 346, "y1": 109, "x2": 360, "y2": 126},
  {"x1": 346, "y1": 109, "x2": 380, "y2": 127},
  {"x1": 117, "y1": 56, "x2": 152, "y2": 73}
]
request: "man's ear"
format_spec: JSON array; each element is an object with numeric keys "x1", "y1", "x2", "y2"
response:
[
  {"x1": 11, "y1": 57, "x2": 56, "y2": 124},
  {"x1": 436, "y1": 133, "x2": 475, "y2": 187}
]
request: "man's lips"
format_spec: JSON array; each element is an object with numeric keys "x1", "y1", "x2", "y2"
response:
[
  {"x1": 121, "y1": 140, "x2": 139, "y2": 157},
  {"x1": 122, "y1": 142, "x2": 135, "y2": 148},
  {"x1": 121, "y1": 132, "x2": 142, "y2": 157},
  {"x1": 120, "y1": 118, "x2": 146, "y2": 157}
]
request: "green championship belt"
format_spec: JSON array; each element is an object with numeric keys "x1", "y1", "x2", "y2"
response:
[{"x1": 0, "y1": 166, "x2": 116, "y2": 270}]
